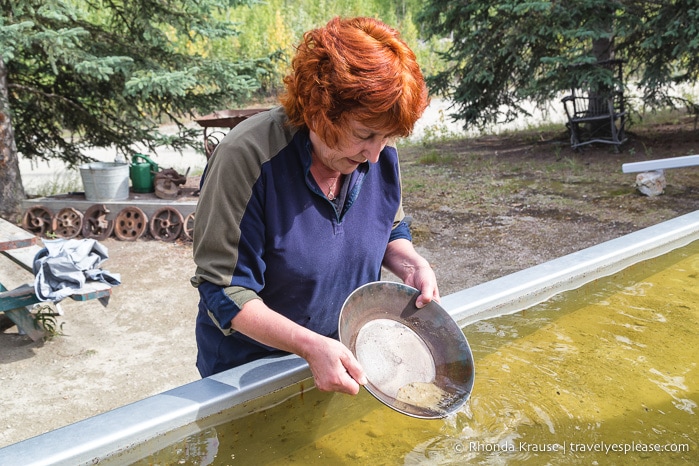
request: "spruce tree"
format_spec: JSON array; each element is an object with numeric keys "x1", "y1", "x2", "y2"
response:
[
  {"x1": 418, "y1": 0, "x2": 699, "y2": 129},
  {"x1": 0, "y1": 0, "x2": 264, "y2": 219}
]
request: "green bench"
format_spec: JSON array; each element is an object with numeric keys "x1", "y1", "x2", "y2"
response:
[{"x1": 0, "y1": 218, "x2": 112, "y2": 341}]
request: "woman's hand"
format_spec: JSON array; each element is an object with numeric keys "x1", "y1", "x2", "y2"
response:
[
  {"x1": 403, "y1": 262, "x2": 440, "y2": 308},
  {"x1": 383, "y1": 238, "x2": 440, "y2": 308},
  {"x1": 300, "y1": 334, "x2": 367, "y2": 395},
  {"x1": 232, "y1": 299, "x2": 366, "y2": 395}
]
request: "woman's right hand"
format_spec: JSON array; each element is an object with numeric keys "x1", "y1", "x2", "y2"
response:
[
  {"x1": 232, "y1": 299, "x2": 367, "y2": 395},
  {"x1": 301, "y1": 334, "x2": 367, "y2": 395}
]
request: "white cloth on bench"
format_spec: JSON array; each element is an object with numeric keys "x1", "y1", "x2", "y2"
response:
[{"x1": 33, "y1": 239, "x2": 121, "y2": 301}]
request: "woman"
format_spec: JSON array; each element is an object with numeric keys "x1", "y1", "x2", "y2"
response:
[{"x1": 191, "y1": 16, "x2": 439, "y2": 395}]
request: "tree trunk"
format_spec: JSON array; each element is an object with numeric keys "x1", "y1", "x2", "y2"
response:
[
  {"x1": 0, "y1": 56, "x2": 26, "y2": 222},
  {"x1": 584, "y1": 37, "x2": 615, "y2": 137},
  {"x1": 592, "y1": 37, "x2": 612, "y2": 63}
]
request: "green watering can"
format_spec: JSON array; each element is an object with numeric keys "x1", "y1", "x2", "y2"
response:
[{"x1": 130, "y1": 154, "x2": 159, "y2": 193}]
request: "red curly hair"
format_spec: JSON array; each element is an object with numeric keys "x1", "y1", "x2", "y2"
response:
[{"x1": 280, "y1": 17, "x2": 429, "y2": 149}]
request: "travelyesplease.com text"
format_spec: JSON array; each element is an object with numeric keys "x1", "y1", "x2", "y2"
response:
[{"x1": 460, "y1": 441, "x2": 690, "y2": 455}]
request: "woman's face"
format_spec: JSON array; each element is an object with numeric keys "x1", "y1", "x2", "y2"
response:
[{"x1": 309, "y1": 119, "x2": 389, "y2": 175}]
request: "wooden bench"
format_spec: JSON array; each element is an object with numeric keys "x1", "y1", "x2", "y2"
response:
[
  {"x1": 561, "y1": 59, "x2": 627, "y2": 151},
  {"x1": 0, "y1": 218, "x2": 113, "y2": 340},
  {"x1": 621, "y1": 154, "x2": 699, "y2": 173}
]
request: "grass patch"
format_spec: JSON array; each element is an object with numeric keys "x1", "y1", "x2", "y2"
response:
[
  {"x1": 415, "y1": 149, "x2": 457, "y2": 165},
  {"x1": 32, "y1": 303, "x2": 65, "y2": 340},
  {"x1": 30, "y1": 171, "x2": 83, "y2": 197}
]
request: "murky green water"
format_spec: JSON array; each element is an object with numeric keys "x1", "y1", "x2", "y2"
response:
[{"x1": 140, "y1": 243, "x2": 699, "y2": 465}]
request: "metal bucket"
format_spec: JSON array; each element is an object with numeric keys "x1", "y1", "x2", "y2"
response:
[{"x1": 79, "y1": 162, "x2": 129, "y2": 201}]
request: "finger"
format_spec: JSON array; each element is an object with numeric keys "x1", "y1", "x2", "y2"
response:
[
  {"x1": 316, "y1": 370, "x2": 361, "y2": 395},
  {"x1": 341, "y1": 372, "x2": 362, "y2": 395},
  {"x1": 415, "y1": 280, "x2": 440, "y2": 308},
  {"x1": 341, "y1": 352, "x2": 367, "y2": 386},
  {"x1": 415, "y1": 290, "x2": 435, "y2": 308},
  {"x1": 432, "y1": 284, "x2": 441, "y2": 302}
]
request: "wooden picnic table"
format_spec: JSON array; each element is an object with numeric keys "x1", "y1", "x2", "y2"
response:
[
  {"x1": 0, "y1": 217, "x2": 113, "y2": 340},
  {"x1": 0, "y1": 218, "x2": 39, "y2": 251}
]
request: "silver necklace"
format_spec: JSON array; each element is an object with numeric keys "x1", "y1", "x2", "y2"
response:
[{"x1": 326, "y1": 177, "x2": 339, "y2": 200}]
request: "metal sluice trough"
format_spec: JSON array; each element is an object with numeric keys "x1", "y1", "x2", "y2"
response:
[{"x1": 3, "y1": 210, "x2": 699, "y2": 465}]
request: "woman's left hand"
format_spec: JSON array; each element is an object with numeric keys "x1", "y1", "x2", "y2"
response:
[
  {"x1": 383, "y1": 238, "x2": 440, "y2": 308},
  {"x1": 403, "y1": 262, "x2": 440, "y2": 308}
]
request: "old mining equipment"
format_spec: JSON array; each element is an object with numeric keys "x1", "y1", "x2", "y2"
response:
[{"x1": 20, "y1": 108, "x2": 269, "y2": 242}]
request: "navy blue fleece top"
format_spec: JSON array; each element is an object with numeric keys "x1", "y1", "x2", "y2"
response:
[{"x1": 191, "y1": 107, "x2": 410, "y2": 377}]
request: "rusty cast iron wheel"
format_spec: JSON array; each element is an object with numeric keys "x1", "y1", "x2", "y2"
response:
[
  {"x1": 182, "y1": 212, "x2": 195, "y2": 241},
  {"x1": 82, "y1": 204, "x2": 114, "y2": 240},
  {"x1": 114, "y1": 207, "x2": 148, "y2": 241},
  {"x1": 149, "y1": 207, "x2": 184, "y2": 242},
  {"x1": 22, "y1": 206, "x2": 54, "y2": 237},
  {"x1": 51, "y1": 207, "x2": 84, "y2": 239}
]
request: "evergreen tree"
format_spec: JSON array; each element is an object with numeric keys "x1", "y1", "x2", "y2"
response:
[
  {"x1": 0, "y1": 0, "x2": 265, "y2": 219},
  {"x1": 417, "y1": 0, "x2": 699, "y2": 129}
]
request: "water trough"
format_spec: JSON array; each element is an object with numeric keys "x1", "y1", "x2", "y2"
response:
[{"x1": 2, "y1": 210, "x2": 699, "y2": 465}]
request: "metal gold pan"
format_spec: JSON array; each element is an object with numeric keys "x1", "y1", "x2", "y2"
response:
[{"x1": 339, "y1": 281, "x2": 475, "y2": 419}]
